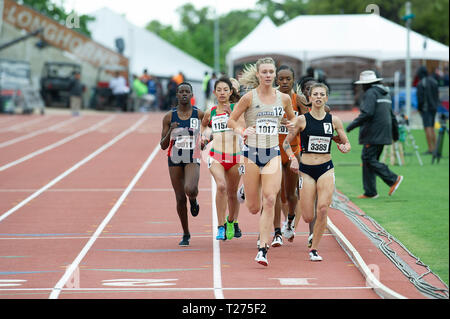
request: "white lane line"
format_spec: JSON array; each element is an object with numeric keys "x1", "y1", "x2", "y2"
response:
[
  {"x1": 0, "y1": 286, "x2": 373, "y2": 292},
  {"x1": 327, "y1": 217, "x2": 406, "y2": 299},
  {"x1": 0, "y1": 117, "x2": 79, "y2": 148},
  {"x1": 48, "y1": 143, "x2": 160, "y2": 299},
  {"x1": 0, "y1": 188, "x2": 212, "y2": 192},
  {"x1": 0, "y1": 116, "x2": 48, "y2": 133},
  {"x1": 0, "y1": 115, "x2": 115, "y2": 171},
  {"x1": 211, "y1": 177, "x2": 224, "y2": 299},
  {"x1": 0, "y1": 115, "x2": 148, "y2": 223}
]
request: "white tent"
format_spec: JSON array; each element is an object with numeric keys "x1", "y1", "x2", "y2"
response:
[
  {"x1": 227, "y1": 14, "x2": 449, "y2": 74},
  {"x1": 88, "y1": 7, "x2": 212, "y2": 82}
]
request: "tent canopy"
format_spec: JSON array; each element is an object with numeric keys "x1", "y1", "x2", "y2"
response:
[
  {"x1": 88, "y1": 8, "x2": 212, "y2": 81},
  {"x1": 227, "y1": 14, "x2": 449, "y2": 71}
]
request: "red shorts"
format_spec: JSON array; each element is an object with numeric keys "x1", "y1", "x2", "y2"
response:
[{"x1": 209, "y1": 149, "x2": 241, "y2": 171}]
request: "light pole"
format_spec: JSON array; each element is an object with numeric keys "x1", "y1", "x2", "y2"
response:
[
  {"x1": 214, "y1": 5, "x2": 220, "y2": 73},
  {"x1": 403, "y1": 2, "x2": 415, "y2": 121}
]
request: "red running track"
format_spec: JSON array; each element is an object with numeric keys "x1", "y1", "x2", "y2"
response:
[{"x1": 0, "y1": 111, "x2": 437, "y2": 301}]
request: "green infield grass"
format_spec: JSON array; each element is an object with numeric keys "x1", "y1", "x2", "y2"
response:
[{"x1": 332, "y1": 121, "x2": 449, "y2": 286}]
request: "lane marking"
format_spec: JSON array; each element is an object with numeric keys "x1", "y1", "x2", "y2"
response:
[
  {"x1": 96, "y1": 248, "x2": 200, "y2": 253},
  {"x1": 0, "y1": 279, "x2": 27, "y2": 287},
  {"x1": 327, "y1": 217, "x2": 406, "y2": 299},
  {"x1": 48, "y1": 142, "x2": 160, "y2": 299},
  {"x1": 0, "y1": 188, "x2": 212, "y2": 192},
  {"x1": 0, "y1": 115, "x2": 115, "y2": 171},
  {"x1": 91, "y1": 268, "x2": 204, "y2": 273},
  {"x1": 0, "y1": 115, "x2": 148, "y2": 223},
  {"x1": 210, "y1": 177, "x2": 224, "y2": 299},
  {"x1": 270, "y1": 278, "x2": 317, "y2": 286},
  {"x1": 0, "y1": 286, "x2": 373, "y2": 292},
  {"x1": 102, "y1": 279, "x2": 177, "y2": 287},
  {"x1": 0, "y1": 117, "x2": 79, "y2": 148},
  {"x1": 0, "y1": 116, "x2": 48, "y2": 133}
]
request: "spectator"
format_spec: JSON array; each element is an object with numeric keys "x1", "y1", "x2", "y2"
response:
[
  {"x1": 346, "y1": 70, "x2": 403, "y2": 199},
  {"x1": 132, "y1": 75, "x2": 154, "y2": 111},
  {"x1": 147, "y1": 75, "x2": 157, "y2": 111},
  {"x1": 416, "y1": 66, "x2": 440, "y2": 154},
  {"x1": 206, "y1": 72, "x2": 217, "y2": 108},
  {"x1": 172, "y1": 72, "x2": 185, "y2": 85},
  {"x1": 140, "y1": 69, "x2": 150, "y2": 84},
  {"x1": 68, "y1": 71, "x2": 84, "y2": 116},
  {"x1": 202, "y1": 71, "x2": 211, "y2": 101},
  {"x1": 166, "y1": 78, "x2": 178, "y2": 109},
  {"x1": 109, "y1": 71, "x2": 130, "y2": 112}
]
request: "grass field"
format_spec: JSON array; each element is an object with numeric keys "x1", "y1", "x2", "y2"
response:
[{"x1": 332, "y1": 119, "x2": 449, "y2": 286}]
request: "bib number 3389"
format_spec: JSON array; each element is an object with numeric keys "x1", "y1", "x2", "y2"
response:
[{"x1": 307, "y1": 136, "x2": 330, "y2": 153}]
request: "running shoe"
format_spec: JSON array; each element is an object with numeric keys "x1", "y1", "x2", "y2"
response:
[
  {"x1": 237, "y1": 185, "x2": 245, "y2": 204},
  {"x1": 225, "y1": 218, "x2": 235, "y2": 240},
  {"x1": 179, "y1": 234, "x2": 190, "y2": 246},
  {"x1": 216, "y1": 226, "x2": 226, "y2": 240},
  {"x1": 307, "y1": 233, "x2": 314, "y2": 248},
  {"x1": 190, "y1": 199, "x2": 200, "y2": 217},
  {"x1": 309, "y1": 249, "x2": 323, "y2": 261},
  {"x1": 255, "y1": 247, "x2": 268, "y2": 266},
  {"x1": 282, "y1": 218, "x2": 295, "y2": 242},
  {"x1": 357, "y1": 194, "x2": 379, "y2": 199},
  {"x1": 233, "y1": 222, "x2": 242, "y2": 238},
  {"x1": 388, "y1": 175, "x2": 404, "y2": 196},
  {"x1": 271, "y1": 233, "x2": 283, "y2": 247}
]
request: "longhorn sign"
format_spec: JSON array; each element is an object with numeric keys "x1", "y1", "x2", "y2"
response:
[
  {"x1": 365, "y1": 4, "x2": 380, "y2": 16},
  {"x1": 66, "y1": 12, "x2": 80, "y2": 29}
]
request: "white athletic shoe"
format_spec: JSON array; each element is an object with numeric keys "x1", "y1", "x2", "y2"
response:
[
  {"x1": 309, "y1": 249, "x2": 323, "y2": 261},
  {"x1": 307, "y1": 233, "x2": 314, "y2": 248},
  {"x1": 282, "y1": 218, "x2": 295, "y2": 241},
  {"x1": 255, "y1": 248, "x2": 268, "y2": 266},
  {"x1": 271, "y1": 233, "x2": 283, "y2": 247},
  {"x1": 237, "y1": 185, "x2": 245, "y2": 204}
]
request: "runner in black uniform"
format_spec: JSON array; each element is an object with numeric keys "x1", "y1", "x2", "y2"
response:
[
  {"x1": 160, "y1": 82, "x2": 204, "y2": 246},
  {"x1": 284, "y1": 83, "x2": 350, "y2": 261}
]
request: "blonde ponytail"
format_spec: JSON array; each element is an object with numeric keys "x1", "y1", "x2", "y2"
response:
[{"x1": 239, "y1": 57, "x2": 276, "y2": 90}]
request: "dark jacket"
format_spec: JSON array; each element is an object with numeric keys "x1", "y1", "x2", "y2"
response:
[
  {"x1": 346, "y1": 84, "x2": 398, "y2": 145},
  {"x1": 416, "y1": 76, "x2": 439, "y2": 113},
  {"x1": 68, "y1": 77, "x2": 84, "y2": 97}
]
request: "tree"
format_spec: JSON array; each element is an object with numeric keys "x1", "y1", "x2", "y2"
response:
[{"x1": 17, "y1": 0, "x2": 95, "y2": 37}]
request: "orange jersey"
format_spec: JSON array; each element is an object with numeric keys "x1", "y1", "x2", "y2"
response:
[
  {"x1": 279, "y1": 93, "x2": 301, "y2": 164},
  {"x1": 279, "y1": 93, "x2": 300, "y2": 147}
]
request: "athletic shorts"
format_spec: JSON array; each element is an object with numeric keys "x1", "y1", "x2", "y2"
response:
[
  {"x1": 208, "y1": 148, "x2": 241, "y2": 171},
  {"x1": 419, "y1": 110, "x2": 437, "y2": 128},
  {"x1": 299, "y1": 160, "x2": 334, "y2": 182},
  {"x1": 168, "y1": 156, "x2": 200, "y2": 167},
  {"x1": 242, "y1": 144, "x2": 280, "y2": 168}
]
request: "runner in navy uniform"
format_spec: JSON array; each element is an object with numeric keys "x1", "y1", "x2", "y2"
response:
[
  {"x1": 284, "y1": 83, "x2": 350, "y2": 261},
  {"x1": 160, "y1": 82, "x2": 204, "y2": 246}
]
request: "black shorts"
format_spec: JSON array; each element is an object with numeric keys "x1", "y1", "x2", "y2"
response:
[
  {"x1": 168, "y1": 156, "x2": 200, "y2": 167},
  {"x1": 242, "y1": 144, "x2": 280, "y2": 168},
  {"x1": 299, "y1": 160, "x2": 334, "y2": 182},
  {"x1": 420, "y1": 110, "x2": 437, "y2": 128}
]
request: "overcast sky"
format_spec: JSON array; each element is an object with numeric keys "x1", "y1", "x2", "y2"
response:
[{"x1": 63, "y1": 0, "x2": 259, "y2": 28}]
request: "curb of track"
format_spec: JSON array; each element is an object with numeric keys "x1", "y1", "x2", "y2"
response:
[{"x1": 327, "y1": 217, "x2": 407, "y2": 299}]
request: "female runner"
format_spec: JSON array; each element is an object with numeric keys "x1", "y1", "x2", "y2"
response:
[
  {"x1": 284, "y1": 83, "x2": 350, "y2": 261},
  {"x1": 227, "y1": 57, "x2": 296, "y2": 266}
]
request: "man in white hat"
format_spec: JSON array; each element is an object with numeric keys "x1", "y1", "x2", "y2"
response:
[{"x1": 346, "y1": 70, "x2": 403, "y2": 198}]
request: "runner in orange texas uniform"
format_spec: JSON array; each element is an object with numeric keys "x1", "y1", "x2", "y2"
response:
[{"x1": 271, "y1": 65, "x2": 309, "y2": 247}]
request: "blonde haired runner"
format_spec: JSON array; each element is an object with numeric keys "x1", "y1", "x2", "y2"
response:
[{"x1": 228, "y1": 57, "x2": 296, "y2": 266}]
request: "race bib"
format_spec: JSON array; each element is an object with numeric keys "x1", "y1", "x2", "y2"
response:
[
  {"x1": 278, "y1": 123, "x2": 289, "y2": 135},
  {"x1": 211, "y1": 114, "x2": 230, "y2": 133},
  {"x1": 175, "y1": 136, "x2": 196, "y2": 150},
  {"x1": 307, "y1": 136, "x2": 331, "y2": 153},
  {"x1": 256, "y1": 118, "x2": 278, "y2": 135}
]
